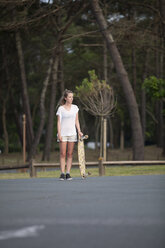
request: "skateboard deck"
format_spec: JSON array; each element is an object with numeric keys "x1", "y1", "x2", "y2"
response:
[{"x1": 78, "y1": 135, "x2": 88, "y2": 178}]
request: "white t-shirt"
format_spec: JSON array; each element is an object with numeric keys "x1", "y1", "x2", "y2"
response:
[{"x1": 56, "y1": 104, "x2": 79, "y2": 136}]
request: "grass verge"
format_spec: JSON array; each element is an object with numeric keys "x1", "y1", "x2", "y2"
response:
[{"x1": 0, "y1": 165, "x2": 165, "y2": 180}]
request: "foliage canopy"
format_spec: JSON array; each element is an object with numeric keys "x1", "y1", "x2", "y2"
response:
[
  {"x1": 143, "y1": 76, "x2": 165, "y2": 100},
  {"x1": 76, "y1": 70, "x2": 116, "y2": 117}
]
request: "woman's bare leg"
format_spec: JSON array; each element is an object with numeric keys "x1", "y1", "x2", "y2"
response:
[
  {"x1": 66, "y1": 142, "x2": 75, "y2": 173},
  {"x1": 60, "y1": 142, "x2": 67, "y2": 173}
]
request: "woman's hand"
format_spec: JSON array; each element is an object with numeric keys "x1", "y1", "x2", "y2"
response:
[
  {"x1": 78, "y1": 131, "x2": 83, "y2": 137},
  {"x1": 58, "y1": 134, "x2": 62, "y2": 142}
]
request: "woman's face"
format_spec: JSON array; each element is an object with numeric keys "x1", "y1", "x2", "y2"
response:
[{"x1": 65, "y1": 93, "x2": 73, "y2": 104}]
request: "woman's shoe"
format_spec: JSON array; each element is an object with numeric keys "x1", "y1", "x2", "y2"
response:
[
  {"x1": 66, "y1": 173, "x2": 72, "y2": 180},
  {"x1": 59, "y1": 173, "x2": 65, "y2": 180}
]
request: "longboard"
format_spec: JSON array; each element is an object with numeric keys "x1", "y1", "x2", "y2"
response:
[{"x1": 78, "y1": 135, "x2": 88, "y2": 178}]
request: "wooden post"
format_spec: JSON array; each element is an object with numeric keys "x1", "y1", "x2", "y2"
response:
[
  {"x1": 120, "y1": 120, "x2": 124, "y2": 151},
  {"x1": 30, "y1": 160, "x2": 36, "y2": 178},
  {"x1": 23, "y1": 114, "x2": 26, "y2": 164},
  {"x1": 98, "y1": 157, "x2": 105, "y2": 176}
]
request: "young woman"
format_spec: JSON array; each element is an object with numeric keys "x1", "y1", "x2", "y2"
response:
[{"x1": 56, "y1": 89, "x2": 83, "y2": 180}]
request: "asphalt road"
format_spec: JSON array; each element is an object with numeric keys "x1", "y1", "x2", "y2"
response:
[{"x1": 0, "y1": 175, "x2": 165, "y2": 248}]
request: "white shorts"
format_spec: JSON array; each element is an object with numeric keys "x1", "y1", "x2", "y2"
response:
[{"x1": 57, "y1": 135, "x2": 77, "y2": 142}]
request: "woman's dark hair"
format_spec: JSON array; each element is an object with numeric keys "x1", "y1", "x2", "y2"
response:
[{"x1": 58, "y1": 89, "x2": 73, "y2": 106}]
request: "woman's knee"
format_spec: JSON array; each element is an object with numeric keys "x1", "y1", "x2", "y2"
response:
[
  {"x1": 67, "y1": 151, "x2": 73, "y2": 158},
  {"x1": 60, "y1": 151, "x2": 66, "y2": 158}
]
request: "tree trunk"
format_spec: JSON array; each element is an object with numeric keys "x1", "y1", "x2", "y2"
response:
[
  {"x1": 15, "y1": 31, "x2": 34, "y2": 150},
  {"x1": 156, "y1": 100, "x2": 163, "y2": 148},
  {"x1": 141, "y1": 49, "x2": 149, "y2": 142},
  {"x1": 91, "y1": 0, "x2": 144, "y2": 160},
  {"x1": 95, "y1": 116, "x2": 100, "y2": 151},
  {"x1": 160, "y1": 37, "x2": 164, "y2": 151},
  {"x1": 58, "y1": 43, "x2": 65, "y2": 94},
  {"x1": 100, "y1": 116, "x2": 104, "y2": 158},
  {"x1": 103, "y1": 39, "x2": 108, "y2": 83},
  {"x1": 155, "y1": 30, "x2": 164, "y2": 148},
  {"x1": 42, "y1": 55, "x2": 59, "y2": 161},
  {"x1": 155, "y1": 33, "x2": 161, "y2": 146},
  {"x1": 27, "y1": 57, "x2": 54, "y2": 161},
  {"x1": 120, "y1": 120, "x2": 124, "y2": 151},
  {"x1": 103, "y1": 118, "x2": 107, "y2": 160},
  {"x1": 2, "y1": 45, "x2": 10, "y2": 154},
  {"x1": 108, "y1": 117, "x2": 114, "y2": 149},
  {"x1": 103, "y1": 39, "x2": 108, "y2": 160},
  {"x1": 158, "y1": 37, "x2": 164, "y2": 148},
  {"x1": 132, "y1": 48, "x2": 137, "y2": 95},
  {"x1": 10, "y1": 91, "x2": 23, "y2": 147},
  {"x1": 160, "y1": 0, "x2": 165, "y2": 39},
  {"x1": 159, "y1": 0, "x2": 165, "y2": 155},
  {"x1": 141, "y1": 88, "x2": 146, "y2": 143},
  {"x1": 2, "y1": 100, "x2": 9, "y2": 155}
]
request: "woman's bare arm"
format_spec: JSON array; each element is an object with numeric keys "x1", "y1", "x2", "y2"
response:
[
  {"x1": 75, "y1": 113, "x2": 83, "y2": 137},
  {"x1": 57, "y1": 115, "x2": 62, "y2": 141}
]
